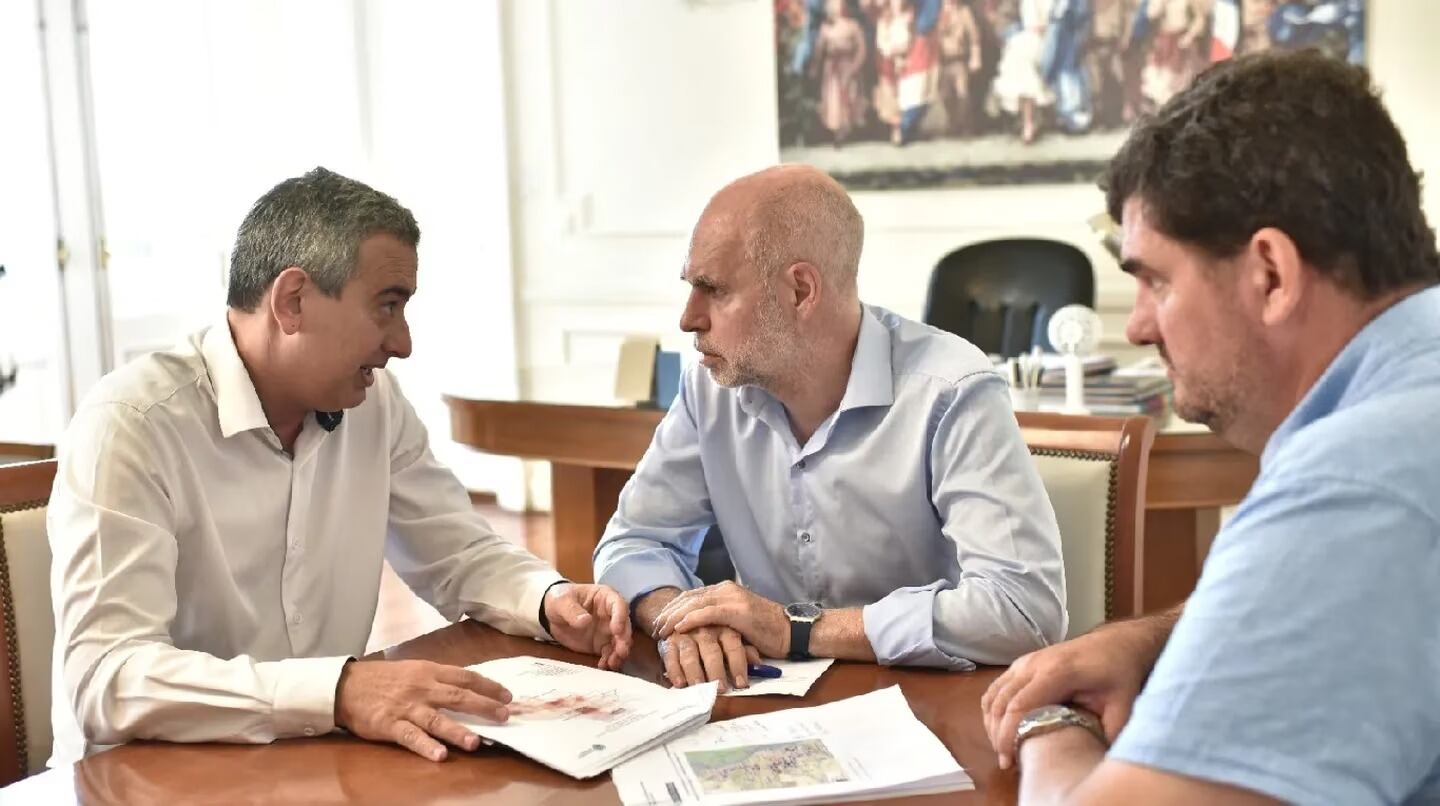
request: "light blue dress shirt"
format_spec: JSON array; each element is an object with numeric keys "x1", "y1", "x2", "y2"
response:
[
  {"x1": 593, "y1": 305, "x2": 1067, "y2": 668},
  {"x1": 1111, "y1": 285, "x2": 1440, "y2": 804}
]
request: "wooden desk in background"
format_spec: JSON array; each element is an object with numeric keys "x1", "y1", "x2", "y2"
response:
[
  {"x1": 18, "y1": 622, "x2": 1013, "y2": 804},
  {"x1": 445, "y1": 399, "x2": 1259, "y2": 613}
]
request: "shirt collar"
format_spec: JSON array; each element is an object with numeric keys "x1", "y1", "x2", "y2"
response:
[
  {"x1": 834, "y1": 304, "x2": 896, "y2": 413},
  {"x1": 202, "y1": 315, "x2": 273, "y2": 439},
  {"x1": 1262, "y1": 284, "x2": 1440, "y2": 465},
  {"x1": 201, "y1": 314, "x2": 346, "y2": 439}
]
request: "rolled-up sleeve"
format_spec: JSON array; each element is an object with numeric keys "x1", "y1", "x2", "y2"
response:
[
  {"x1": 593, "y1": 369, "x2": 713, "y2": 603},
  {"x1": 865, "y1": 372, "x2": 1067, "y2": 667},
  {"x1": 384, "y1": 383, "x2": 562, "y2": 639}
]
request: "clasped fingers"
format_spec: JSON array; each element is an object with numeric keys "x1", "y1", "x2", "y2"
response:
[{"x1": 653, "y1": 582, "x2": 749, "y2": 638}]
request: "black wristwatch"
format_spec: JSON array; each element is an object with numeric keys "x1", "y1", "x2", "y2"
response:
[
  {"x1": 784, "y1": 602, "x2": 823, "y2": 660},
  {"x1": 537, "y1": 580, "x2": 572, "y2": 636}
]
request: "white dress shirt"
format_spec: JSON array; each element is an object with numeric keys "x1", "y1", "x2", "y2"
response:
[{"x1": 47, "y1": 319, "x2": 562, "y2": 765}]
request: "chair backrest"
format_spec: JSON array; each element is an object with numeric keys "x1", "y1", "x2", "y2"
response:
[
  {"x1": 1016, "y1": 412, "x2": 1153, "y2": 637},
  {"x1": 924, "y1": 238, "x2": 1095, "y2": 357},
  {"x1": 0, "y1": 459, "x2": 56, "y2": 784},
  {"x1": 0, "y1": 444, "x2": 54, "y2": 466}
]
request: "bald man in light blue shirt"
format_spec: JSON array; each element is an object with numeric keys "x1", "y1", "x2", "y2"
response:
[{"x1": 593, "y1": 165, "x2": 1066, "y2": 690}]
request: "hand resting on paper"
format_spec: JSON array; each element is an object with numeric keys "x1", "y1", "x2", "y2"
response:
[{"x1": 334, "y1": 659, "x2": 512, "y2": 762}]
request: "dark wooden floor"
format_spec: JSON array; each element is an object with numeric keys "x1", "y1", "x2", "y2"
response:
[{"x1": 366, "y1": 503, "x2": 555, "y2": 653}]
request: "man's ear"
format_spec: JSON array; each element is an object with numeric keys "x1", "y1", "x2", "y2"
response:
[
  {"x1": 1247, "y1": 228, "x2": 1306, "y2": 327},
  {"x1": 268, "y1": 267, "x2": 309, "y2": 335},
  {"x1": 784, "y1": 261, "x2": 824, "y2": 318}
]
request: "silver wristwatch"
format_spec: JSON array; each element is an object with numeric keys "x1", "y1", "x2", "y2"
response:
[{"x1": 1014, "y1": 705, "x2": 1106, "y2": 755}]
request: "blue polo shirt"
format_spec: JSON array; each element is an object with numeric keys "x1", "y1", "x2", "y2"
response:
[{"x1": 1111, "y1": 285, "x2": 1440, "y2": 804}]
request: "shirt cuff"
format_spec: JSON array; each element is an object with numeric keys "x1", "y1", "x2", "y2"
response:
[
  {"x1": 269, "y1": 655, "x2": 353, "y2": 738},
  {"x1": 595, "y1": 552, "x2": 700, "y2": 606},
  {"x1": 536, "y1": 579, "x2": 573, "y2": 641},
  {"x1": 863, "y1": 581, "x2": 976, "y2": 670},
  {"x1": 516, "y1": 569, "x2": 567, "y2": 640}
]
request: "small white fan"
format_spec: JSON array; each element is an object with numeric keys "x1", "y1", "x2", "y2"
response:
[{"x1": 1047, "y1": 305, "x2": 1104, "y2": 414}]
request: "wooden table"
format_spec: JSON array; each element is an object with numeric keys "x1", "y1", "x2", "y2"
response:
[
  {"x1": 21, "y1": 622, "x2": 1014, "y2": 804},
  {"x1": 445, "y1": 399, "x2": 1259, "y2": 612}
]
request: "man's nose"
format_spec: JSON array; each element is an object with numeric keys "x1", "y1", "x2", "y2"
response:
[
  {"x1": 1125, "y1": 295, "x2": 1156, "y2": 347},
  {"x1": 679, "y1": 289, "x2": 707, "y2": 334},
  {"x1": 385, "y1": 318, "x2": 413, "y2": 359}
]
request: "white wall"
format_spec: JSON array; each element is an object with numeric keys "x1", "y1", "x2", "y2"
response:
[
  {"x1": 499, "y1": 0, "x2": 1440, "y2": 509},
  {"x1": 1371, "y1": 1, "x2": 1440, "y2": 221},
  {"x1": 362, "y1": 0, "x2": 527, "y2": 507}
]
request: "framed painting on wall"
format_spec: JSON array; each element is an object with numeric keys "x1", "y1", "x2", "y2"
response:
[{"x1": 775, "y1": 0, "x2": 1366, "y2": 190}]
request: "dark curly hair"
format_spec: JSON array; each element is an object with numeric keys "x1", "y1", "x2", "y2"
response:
[{"x1": 1103, "y1": 49, "x2": 1440, "y2": 300}]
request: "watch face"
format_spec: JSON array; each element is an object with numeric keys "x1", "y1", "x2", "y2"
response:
[
  {"x1": 785, "y1": 602, "x2": 822, "y2": 621},
  {"x1": 1021, "y1": 705, "x2": 1070, "y2": 727}
]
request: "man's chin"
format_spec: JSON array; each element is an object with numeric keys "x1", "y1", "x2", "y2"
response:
[
  {"x1": 328, "y1": 388, "x2": 368, "y2": 411},
  {"x1": 706, "y1": 367, "x2": 742, "y2": 388},
  {"x1": 1172, "y1": 394, "x2": 1219, "y2": 431}
]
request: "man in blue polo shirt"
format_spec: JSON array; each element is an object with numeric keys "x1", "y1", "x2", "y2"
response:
[{"x1": 982, "y1": 51, "x2": 1440, "y2": 804}]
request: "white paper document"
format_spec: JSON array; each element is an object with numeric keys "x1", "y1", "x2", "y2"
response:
[
  {"x1": 722, "y1": 658, "x2": 835, "y2": 698},
  {"x1": 446, "y1": 656, "x2": 718, "y2": 780},
  {"x1": 612, "y1": 686, "x2": 973, "y2": 805},
  {"x1": 0, "y1": 764, "x2": 79, "y2": 806}
]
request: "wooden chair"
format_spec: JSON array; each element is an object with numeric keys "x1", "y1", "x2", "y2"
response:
[
  {"x1": 0, "y1": 443, "x2": 54, "y2": 466},
  {"x1": 1015, "y1": 412, "x2": 1155, "y2": 637},
  {"x1": 0, "y1": 459, "x2": 57, "y2": 784}
]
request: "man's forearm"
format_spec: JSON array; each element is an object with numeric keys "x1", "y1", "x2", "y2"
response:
[
  {"x1": 631, "y1": 587, "x2": 682, "y2": 638},
  {"x1": 809, "y1": 608, "x2": 876, "y2": 662},
  {"x1": 1018, "y1": 726, "x2": 1108, "y2": 806},
  {"x1": 1102, "y1": 601, "x2": 1183, "y2": 674}
]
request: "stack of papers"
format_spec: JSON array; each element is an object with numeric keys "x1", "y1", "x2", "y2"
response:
[
  {"x1": 723, "y1": 658, "x2": 834, "y2": 698},
  {"x1": 612, "y1": 686, "x2": 972, "y2": 805},
  {"x1": 446, "y1": 656, "x2": 718, "y2": 779}
]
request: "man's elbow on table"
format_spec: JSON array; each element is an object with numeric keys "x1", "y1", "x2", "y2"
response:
[
  {"x1": 950, "y1": 588, "x2": 1067, "y2": 666},
  {"x1": 70, "y1": 674, "x2": 133, "y2": 748}
]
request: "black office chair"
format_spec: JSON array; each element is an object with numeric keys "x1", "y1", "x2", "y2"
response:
[
  {"x1": 923, "y1": 238, "x2": 1095, "y2": 357},
  {"x1": 696, "y1": 526, "x2": 735, "y2": 585}
]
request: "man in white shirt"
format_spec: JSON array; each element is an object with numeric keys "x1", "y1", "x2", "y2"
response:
[{"x1": 48, "y1": 167, "x2": 632, "y2": 765}]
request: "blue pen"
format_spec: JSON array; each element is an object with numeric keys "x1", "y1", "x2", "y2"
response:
[{"x1": 746, "y1": 663, "x2": 783, "y2": 679}]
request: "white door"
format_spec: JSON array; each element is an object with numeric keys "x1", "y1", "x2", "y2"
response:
[
  {"x1": 83, "y1": 0, "x2": 369, "y2": 366},
  {"x1": 0, "y1": 0, "x2": 69, "y2": 444}
]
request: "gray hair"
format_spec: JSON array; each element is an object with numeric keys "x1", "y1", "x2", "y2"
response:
[
  {"x1": 742, "y1": 166, "x2": 864, "y2": 297},
  {"x1": 226, "y1": 167, "x2": 420, "y2": 311}
]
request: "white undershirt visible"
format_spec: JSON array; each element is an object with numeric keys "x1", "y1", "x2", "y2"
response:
[{"x1": 46, "y1": 319, "x2": 562, "y2": 765}]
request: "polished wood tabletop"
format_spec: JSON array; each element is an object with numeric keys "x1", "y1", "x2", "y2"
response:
[{"x1": 24, "y1": 621, "x2": 1014, "y2": 805}]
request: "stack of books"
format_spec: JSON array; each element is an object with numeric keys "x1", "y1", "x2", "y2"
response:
[
  {"x1": 1036, "y1": 355, "x2": 1171, "y2": 416},
  {"x1": 1037, "y1": 354, "x2": 1117, "y2": 384}
]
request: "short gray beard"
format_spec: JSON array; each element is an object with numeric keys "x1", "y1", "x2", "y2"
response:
[{"x1": 708, "y1": 295, "x2": 803, "y2": 392}]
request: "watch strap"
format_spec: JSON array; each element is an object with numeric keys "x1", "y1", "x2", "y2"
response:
[
  {"x1": 787, "y1": 615, "x2": 815, "y2": 661},
  {"x1": 1016, "y1": 706, "x2": 1106, "y2": 753}
]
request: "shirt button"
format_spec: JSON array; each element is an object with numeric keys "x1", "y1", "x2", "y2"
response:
[
  {"x1": 797, "y1": 459, "x2": 807, "y2": 470},
  {"x1": 799, "y1": 531, "x2": 812, "y2": 543},
  {"x1": 303, "y1": 727, "x2": 317, "y2": 737},
  {"x1": 291, "y1": 612, "x2": 302, "y2": 625}
]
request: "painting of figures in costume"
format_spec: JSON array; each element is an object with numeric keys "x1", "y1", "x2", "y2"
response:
[{"x1": 775, "y1": 0, "x2": 1366, "y2": 189}]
